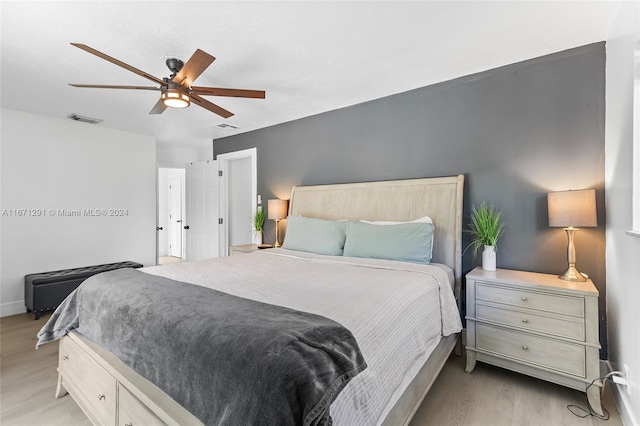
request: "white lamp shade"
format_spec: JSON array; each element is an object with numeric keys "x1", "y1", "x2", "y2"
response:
[
  {"x1": 548, "y1": 189, "x2": 597, "y2": 227},
  {"x1": 268, "y1": 199, "x2": 288, "y2": 220}
]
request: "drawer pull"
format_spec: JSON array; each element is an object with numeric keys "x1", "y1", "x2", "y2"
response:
[
  {"x1": 521, "y1": 297, "x2": 528, "y2": 301},
  {"x1": 125, "y1": 423, "x2": 133, "y2": 426},
  {"x1": 62, "y1": 355, "x2": 69, "y2": 361},
  {"x1": 521, "y1": 319, "x2": 529, "y2": 323},
  {"x1": 522, "y1": 345, "x2": 529, "y2": 351},
  {"x1": 97, "y1": 394, "x2": 106, "y2": 401}
]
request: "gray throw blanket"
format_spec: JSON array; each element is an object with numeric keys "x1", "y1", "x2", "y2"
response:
[{"x1": 37, "y1": 268, "x2": 367, "y2": 426}]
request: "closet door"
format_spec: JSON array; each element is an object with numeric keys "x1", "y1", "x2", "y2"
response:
[{"x1": 184, "y1": 160, "x2": 221, "y2": 261}]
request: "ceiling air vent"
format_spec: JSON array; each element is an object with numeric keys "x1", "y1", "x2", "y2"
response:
[
  {"x1": 216, "y1": 123, "x2": 238, "y2": 131},
  {"x1": 68, "y1": 113, "x2": 103, "y2": 125}
]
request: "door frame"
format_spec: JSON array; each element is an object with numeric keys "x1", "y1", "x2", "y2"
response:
[{"x1": 216, "y1": 148, "x2": 257, "y2": 255}]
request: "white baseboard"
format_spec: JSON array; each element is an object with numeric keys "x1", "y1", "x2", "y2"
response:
[
  {"x1": 0, "y1": 300, "x2": 27, "y2": 317},
  {"x1": 602, "y1": 360, "x2": 638, "y2": 426}
]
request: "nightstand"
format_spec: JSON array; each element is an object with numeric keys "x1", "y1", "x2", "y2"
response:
[
  {"x1": 465, "y1": 267, "x2": 602, "y2": 415},
  {"x1": 229, "y1": 244, "x2": 260, "y2": 255}
]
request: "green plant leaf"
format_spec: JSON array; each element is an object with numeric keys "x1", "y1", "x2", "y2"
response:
[
  {"x1": 252, "y1": 209, "x2": 265, "y2": 231},
  {"x1": 464, "y1": 202, "x2": 505, "y2": 257}
]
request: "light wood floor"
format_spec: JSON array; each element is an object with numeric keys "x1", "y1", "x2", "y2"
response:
[
  {"x1": 411, "y1": 350, "x2": 622, "y2": 426},
  {"x1": 1, "y1": 313, "x2": 623, "y2": 426},
  {"x1": 158, "y1": 255, "x2": 184, "y2": 265},
  {"x1": 1, "y1": 313, "x2": 90, "y2": 426}
]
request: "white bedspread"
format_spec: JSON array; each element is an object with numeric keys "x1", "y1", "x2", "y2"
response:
[{"x1": 142, "y1": 249, "x2": 462, "y2": 425}]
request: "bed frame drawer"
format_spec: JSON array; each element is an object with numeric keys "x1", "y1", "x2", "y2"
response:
[
  {"x1": 59, "y1": 336, "x2": 117, "y2": 426},
  {"x1": 56, "y1": 333, "x2": 203, "y2": 426},
  {"x1": 118, "y1": 384, "x2": 166, "y2": 426}
]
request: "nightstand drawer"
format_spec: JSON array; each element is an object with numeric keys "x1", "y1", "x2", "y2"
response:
[
  {"x1": 476, "y1": 323, "x2": 585, "y2": 377},
  {"x1": 476, "y1": 303, "x2": 585, "y2": 341},
  {"x1": 476, "y1": 283, "x2": 584, "y2": 317}
]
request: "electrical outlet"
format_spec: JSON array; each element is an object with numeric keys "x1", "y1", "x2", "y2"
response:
[{"x1": 624, "y1": 365, "x2": 631, "y2": 396}]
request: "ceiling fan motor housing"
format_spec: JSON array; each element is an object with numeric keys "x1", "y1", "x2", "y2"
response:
[{"x1": 165, "y1": 58, "x2": 184, "y2": 76}]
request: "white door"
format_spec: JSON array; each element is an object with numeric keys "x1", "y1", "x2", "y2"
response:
[
  {"x1": 185, "y1": 161, "x2": 222, "y2": 261},
  {"x1": 169, "y1": 175, "x2": 183, "y2": 258}
]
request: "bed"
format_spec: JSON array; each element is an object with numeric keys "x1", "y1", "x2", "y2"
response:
[{"x1": 37, "y1": 174, "x2": 464, "y2": 426}]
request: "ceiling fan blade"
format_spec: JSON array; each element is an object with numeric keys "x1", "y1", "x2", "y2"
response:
[
  {"x1": 172, "y1": 49, "x2": 215, "y2": 87},
  {"x1": 149, "y1": 99, "x2": 168, "y2": 115},
  {"x1": 71, "y1": 43, "x2": 165, "y2": 86},
  {"x1": 69, "y1": 84, "x2": 160, "y2": 91},
  {"x1": 190, "y1": 94, "x2": 233, "y2": 118},
  {"x1": 190, "y1": 87, "x2": 266, "y2": 99}
]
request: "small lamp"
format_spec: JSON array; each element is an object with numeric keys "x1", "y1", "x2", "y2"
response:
[
  {"x1": 547, "y1": 189, "x2": 597, "y2": 282},
  {"x1": 268, "y1": 199, "x2": 288, "y2": 248}
]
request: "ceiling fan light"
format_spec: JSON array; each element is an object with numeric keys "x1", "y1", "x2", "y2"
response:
[{"x1": 161, "y1": 89, "x2": 190, "y2": 108}]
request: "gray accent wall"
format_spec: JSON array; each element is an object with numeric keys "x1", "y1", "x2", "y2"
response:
[{"x1": 214, "y1": 42, "x2": 607, "y2": 356}]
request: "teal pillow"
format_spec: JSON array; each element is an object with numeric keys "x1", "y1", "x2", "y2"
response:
[
  {"x1": 281, "y1": 216, "x2": 347, "y2": 256},
  {"x1": 343, "y1": 221, "x2": 435, "y2": 264}
]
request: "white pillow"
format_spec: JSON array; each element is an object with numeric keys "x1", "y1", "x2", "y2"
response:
[
  {"x1": 359, "y1": 216, "x2": 434, "y2": 258},
  {"x1": 360, "y1": 215, "x2": 433, "y2": 226}
]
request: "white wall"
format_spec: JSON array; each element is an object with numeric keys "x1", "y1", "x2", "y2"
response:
[
  {"x1": 605, "y1": 1, "x2": 640, "y2": 424},
  {"x1": 0, "y1": 108, "x2": 157, "y2": 316},
  {"x1": 197, "y1": 143, "x2": 214, "y2": 162},
  {"x1": 157, "y1": 145, "x2": 207, "y2": 167}
]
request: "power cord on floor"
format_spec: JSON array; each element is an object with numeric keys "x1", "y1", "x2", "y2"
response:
[{"x1": 567, "y1": 371, "x2": 625, "y2": 420}]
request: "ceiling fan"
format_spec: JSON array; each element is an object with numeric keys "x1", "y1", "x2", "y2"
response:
[{"x1": 69, "y1": 43, "x2": 265, "y2": 118}]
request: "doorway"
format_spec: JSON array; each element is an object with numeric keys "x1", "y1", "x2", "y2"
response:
[
  {"x1": 158, "y1": 167, "x2": 185, "y2": 265},
  {"x1": 156, "y1": 149, "x2": 256, "y2": 263},
  {"x1": 217, "y1": 148, "x2": 257, "y2": 253}
]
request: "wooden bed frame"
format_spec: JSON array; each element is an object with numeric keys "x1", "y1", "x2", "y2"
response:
[{"x1": 55, "y1": 174, "x2": 465, "y2": 426}]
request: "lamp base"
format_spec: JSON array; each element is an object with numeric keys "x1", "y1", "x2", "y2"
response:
[
  {"x1": 558, "y1": 265, "x2": 588, "y2": 282},
  {"x1": 273, "y1": 219, "x2": 282, "y2": 248}
]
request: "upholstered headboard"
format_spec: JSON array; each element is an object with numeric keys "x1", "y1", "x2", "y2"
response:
[{"x1": 288, "y1": 175, "x2": 465, "y2": 295}]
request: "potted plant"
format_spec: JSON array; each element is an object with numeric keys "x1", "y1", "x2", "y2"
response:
[
  {"x1": 466, "y1": 202, "x2": 505, "y2": 271},
  {"x1": 252, "y1": 209, "x2": 265, "y2": 245}
]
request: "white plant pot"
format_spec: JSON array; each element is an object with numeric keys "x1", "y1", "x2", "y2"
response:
[
  {"x1": 252, "y1": 230, "x2": 263, "y2": 245},
  {"x1": 482, "y1": 245, "x2": 496, "y2": 271}
]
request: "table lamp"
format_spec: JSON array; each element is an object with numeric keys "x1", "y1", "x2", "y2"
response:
[
  {"x1": 268, "y1": 199, "x2": 288, "y2": 248},
  {"x1": 547, "y1": 189, "x2": 597, "y2": 282}
]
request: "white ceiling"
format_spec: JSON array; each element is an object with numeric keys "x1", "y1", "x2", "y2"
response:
[{"x1": 1, "y1": 1, "x2": 622, "y2": 150}]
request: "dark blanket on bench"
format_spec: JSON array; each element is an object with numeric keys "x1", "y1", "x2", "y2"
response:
[{"x1": 37, "y1": 268, "x2": 367, "y2": 426}]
